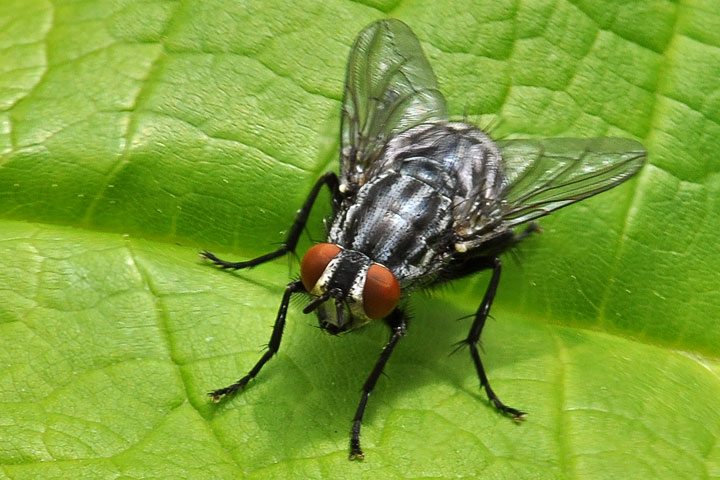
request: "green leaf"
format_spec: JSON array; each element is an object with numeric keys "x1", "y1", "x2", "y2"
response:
[{"x1": 1, "y1": 0, "x2": 719, "y2": 478}]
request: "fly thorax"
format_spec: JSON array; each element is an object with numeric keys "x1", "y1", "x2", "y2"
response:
[{"x1": 300, "y1": 244, "x2": 401, "y2": 331}]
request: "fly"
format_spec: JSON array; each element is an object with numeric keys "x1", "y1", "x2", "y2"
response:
[{"x1": 202, "y1": 19, "x2": 646, "y2": 459}]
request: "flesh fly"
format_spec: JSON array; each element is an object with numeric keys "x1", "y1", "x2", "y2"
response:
[{"x1": 202, "y1": 19, "x2": 646, "y2": 459}]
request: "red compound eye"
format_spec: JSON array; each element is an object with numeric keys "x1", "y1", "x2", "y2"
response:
[
  {"x1": 301, "y1": 243, "x2": 342, "y2": 292},
  {"x1": 363, "y1": 264, "x2": 400, "y2": 319}
]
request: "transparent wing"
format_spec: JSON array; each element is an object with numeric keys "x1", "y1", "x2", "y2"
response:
[
  {"x1": 497, "y1": 137, "x2": 646, "y2": 227},
  {"x1": 341, "y1": 19, "x2": 448, "y2": 191}
]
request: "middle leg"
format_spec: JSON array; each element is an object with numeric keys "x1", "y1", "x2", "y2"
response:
[
  {"x1": 464, "y1": 256, "x2": 525, "y2": 419},
  {"x1": 201, "y1": 172, "x2": 340, "y2": 269}
]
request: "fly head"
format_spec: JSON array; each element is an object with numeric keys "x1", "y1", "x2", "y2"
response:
[{"x1": 300, "y1": 243, "x2": 401, "y2": 332}]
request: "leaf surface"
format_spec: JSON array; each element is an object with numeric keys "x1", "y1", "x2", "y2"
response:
[{"x1": 1, "y1": 0, "x2": 719, "y2": 478}]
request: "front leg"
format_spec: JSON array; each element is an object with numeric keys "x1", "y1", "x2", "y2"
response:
[
  {"x1": 349, "y1": 308, "x2": 408, "y2": 460},
  {"x1": 201, "y1": 172, "x2": 340, "y2": 269},
  {"x1": 465, "y1": 257, "x2": 525, "y2": 419},
  {"x1": 209, "y1": 280, "x2": 305, "y2": 401}
]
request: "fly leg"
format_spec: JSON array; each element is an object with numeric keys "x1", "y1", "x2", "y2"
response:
[
  {"x1": 349, "y1": 309, "x2": 408, "y2": 460},
  {"x1": 465, "y1": 256, "x2": 525, "y2": 419},
  {"x1": 512, "y1": 221, "x2": 541, "y2": 245},
  {"x1": 201, "y1": 172, "x2": 340, "y2": 269},
  {"x1": 209, "y1": 280, "x2": 304, "y2": 401}
]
